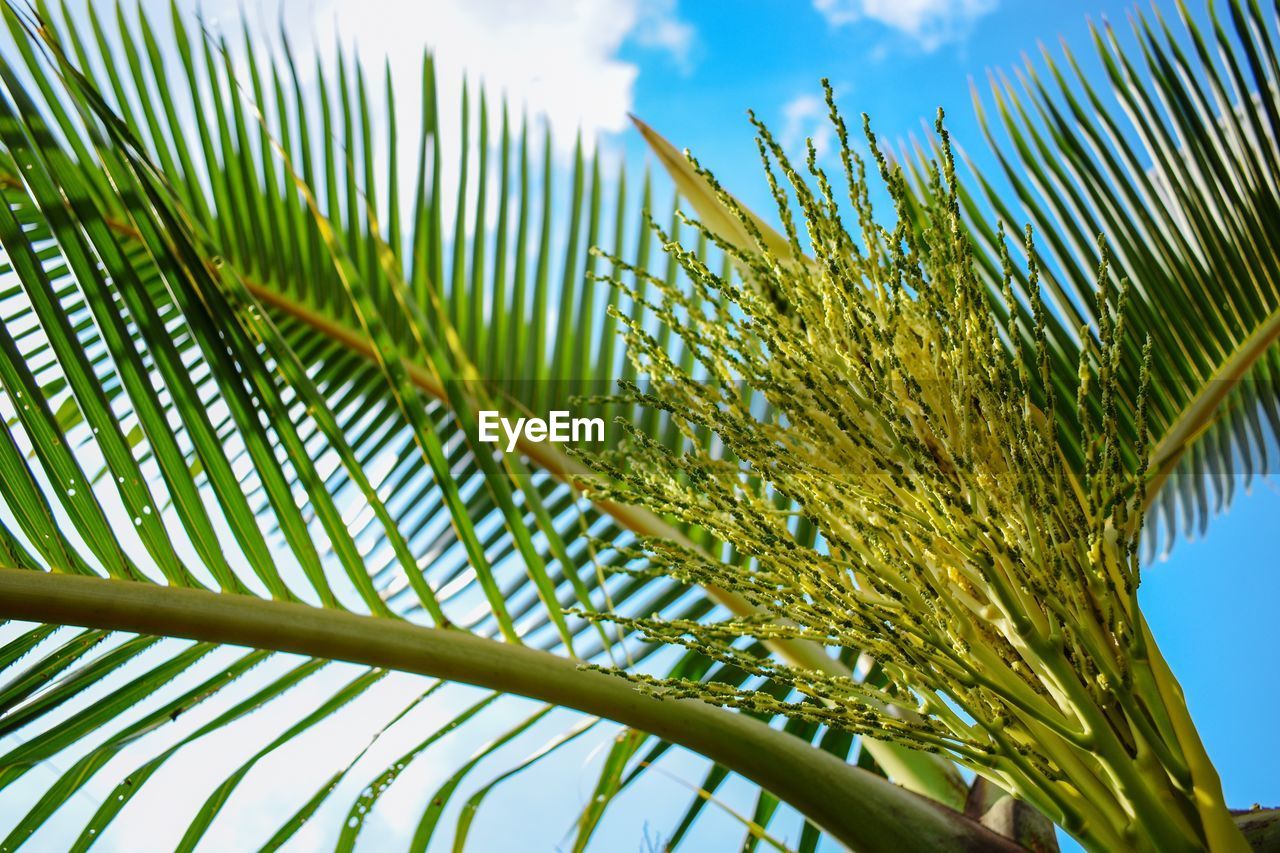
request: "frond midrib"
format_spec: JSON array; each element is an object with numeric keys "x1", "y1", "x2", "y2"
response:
[{"x1": 1145, "y1": 301, "x2": 1280, "y2": 506}]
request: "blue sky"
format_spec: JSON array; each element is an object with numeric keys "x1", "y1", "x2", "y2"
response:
[{"x1": 618, "y1": 1, "x2": 1198, "y2": 212}]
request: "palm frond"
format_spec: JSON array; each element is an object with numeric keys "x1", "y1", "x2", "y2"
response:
[{"x1": 912, "y1": 0, "x2": 1280, "y2": 554}]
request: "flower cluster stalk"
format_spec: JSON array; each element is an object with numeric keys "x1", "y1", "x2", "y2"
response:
[{"x1": 580, "y1": 85, "x2": 1248, "y2": 852}]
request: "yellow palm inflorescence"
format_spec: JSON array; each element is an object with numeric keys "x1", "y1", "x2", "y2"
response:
[{"x1": 579, "y1": 86, "x2": 1247, "y2": 853}]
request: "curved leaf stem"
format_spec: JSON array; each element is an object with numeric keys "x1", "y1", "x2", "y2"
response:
[{"x1": 0, "y1": 567, "x2": 1014, "y2": 853}]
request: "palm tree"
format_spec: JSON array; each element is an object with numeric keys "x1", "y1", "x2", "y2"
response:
[{"x1": 0, "y1": 0, "x2": 1273, "y2": 850}]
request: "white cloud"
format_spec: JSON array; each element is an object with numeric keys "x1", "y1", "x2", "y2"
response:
[
  {"x1": 299, "y1": 0, "x2": 692, "y2": 146},
  {"x1": 632, "y1": 5, "x2": 696, "y2": 72},
  {"x1": 812, "y1": 0, "x2": 997, "y2": 50},
  {"x1": 780, "y1": 93, "x2": 834, "y2": 161}
]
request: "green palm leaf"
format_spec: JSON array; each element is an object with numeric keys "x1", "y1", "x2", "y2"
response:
[{"x1": 917, "y1": 0, "x2": 1280, "y2": 554}]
